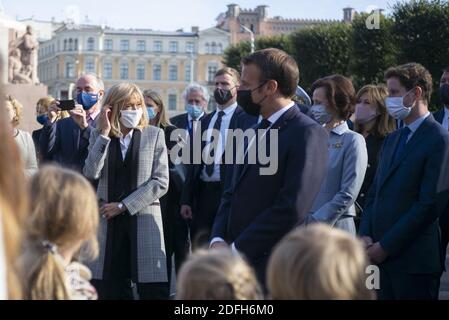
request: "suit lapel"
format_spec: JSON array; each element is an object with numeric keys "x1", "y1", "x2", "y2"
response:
[
  {"x1": 434, "y1": 109, "x2": 444, "y2": 124},
  {"x1": 71, "y1": 119, "x2": 80, "y2": 152}
]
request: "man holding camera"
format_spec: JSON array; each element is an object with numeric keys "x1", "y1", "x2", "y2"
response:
[{"x1": 39, "y1": 73, "x2": 105, "y2": 172}]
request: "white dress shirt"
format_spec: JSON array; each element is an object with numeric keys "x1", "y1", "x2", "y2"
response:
[
  {"x1": 210, "y1": 101, "x2": 295, "y2": 253},
  {"x1": 120, "y1": 130, "x2": 134, "y2": 159},
  {"x1": 442, "y1": 107, "x2": 449, "y2": 131},
  {"x1": 201, "y1": 103, "x2": 238, "y2": 182},
  {"x1": 406, "y1": 112, "x2": 430, "y2": 142}
]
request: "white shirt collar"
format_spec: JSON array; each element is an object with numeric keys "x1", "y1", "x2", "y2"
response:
[
  {"x1": 188, "y1": 112, "x2": 204, "y2": 122},
  {"x1": 257, "y1": 101, "x2": 295, "y2": 125},
  {"x1": 217, "y1": 102, "x2": 238, "y2": 116},
  {"x1": 120, "y1": 129, "x2": 134, "y2": 143},
  {"x1": 406, "y1": 112, "x2": 430, "y2": 134}
]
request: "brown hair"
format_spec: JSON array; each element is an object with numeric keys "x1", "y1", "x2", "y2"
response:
[
  {"x1": 267, "y1": 224, "x2": 374, "y2": 300},
  {"x1": 101, "y1": 83, "x2": 149, "y2": 138},
  {"x1": 36, "y1": 96, "x2": 69, "y2": 120},
  {"x1": 176, "y1": 249, "x2": 263, "y2": 300},
  {"x1": 0, "y1": 90, "x2": 28, "y2": 299},
  {"x1": 241, "y1": 48, "x2": 299, "y2": 98},
  {"x1": 142, "y1": 89, "x2": 171, "y2": 128},
  {"x1": 21, "y1": 165, "x2": 99, "y2": 300},
  {"x1": 311, "y1": 74, "x2": 356, "y2": 120},
  {"x1": 215, "y1": 67, "x2": 240, "y2": 85},
  {"x1": 355, "y1": 84, "x2": 396, "y2": 137},
  {"x1": 384, "y1": 62, "x2": 433, "y2": 104}
]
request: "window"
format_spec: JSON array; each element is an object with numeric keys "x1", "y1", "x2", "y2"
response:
[
  {"x1": 185, "y1": 64, "x2": 191, "y2": 82},
  {"x1": 120, "y1": 62, "x2": 129, "y2": 79},
  {"x1": 85, "y1": 60, "x2": 95, "y2": 73},
  {"x1": 154, "y1": 41, "x2": 162, "y2": 52},
  {"x1": 120, "y1": 40, "x2": 129, "y2": 52},
  {"x1": 205, "y1": 43, "x2": 210, "y2": 54},
  {"x1": 68, "y1": 38, "x2": 73, "y2": 51},
  {"x1": 218, "y1": 43, "x2": 223, "y2": 54},
  {"x1": 168, "y1": 94, "x2": 177, "y2": 110},
  {"x1": 137, "y1": 40, "x2": 146, "y2": 52},
  {"x1": 65, "y1": 62, "x2": 75, "y2": 78},
  {"x1": 153, "y1": 64, "x2": 161, "y2": 80},
  {"x1": 104, "y1": 39, "x2": 113, "y2": 51},
  {"x1": 103, "y1": 62, "x2": 112, "y2": 79},
  {"x1": 186, "y1": 42, "x2": 194, "y2": 53},
  {"x1": 136, "y1": 63, "x2": 145, "y2": 80},
  {"x1": 169, "y1": 41, "x2": 178, "y2": 53},
  {"x1": 74, "y1": 39, "x2": 78, "y2": 51},
  {"x1": 211, "y1": 42, "x2": 217, "y2": 55},
  {"x1": 208, "y1": 65, "x2": 218, "y2": 83},
  {"x1": 169, "y1": 65, "x2": 178, "y2": 81},
  {"x1": 87, "y1": 37, "x2": 95, "y2": 51}
]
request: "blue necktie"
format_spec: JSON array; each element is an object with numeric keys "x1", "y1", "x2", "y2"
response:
[{"x1": 392, "y1": 126, "x2": 411, "y2": 165}]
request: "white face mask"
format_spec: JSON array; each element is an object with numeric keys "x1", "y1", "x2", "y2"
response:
[
  {"x1": 385, "y1": 89, "x2": 415, "y2": 120},
  {"x1": 120, "y1": 109, "x2": 143, "y2": 129},
  {"x1": 310, "y1": 104, "x2": 333, "y2": 125}
]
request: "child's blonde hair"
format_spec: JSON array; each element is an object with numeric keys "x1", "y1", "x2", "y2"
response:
[
  {"x1": 176, "y1": 249, "x2": 263, "y2": 300},
  {"x1": 267, "y1": 224, "x2": 374, "y2": 300},
  {"x1": 20, "y1": 165, "x2": 99, "y2": 300}
]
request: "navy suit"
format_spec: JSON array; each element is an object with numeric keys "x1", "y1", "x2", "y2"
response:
[
  {"x1": 433, "y1": 108, "x2": 449, "y2": 258},
  {"x1": 39, "y1": 117, "x2": 95, "y2": 172},
  {"x1": 359, "y1": 115, "x2": 449, "y2": 299},
  {"x1": 211, "y1": 105, "x2": 328, "y2": 284}
]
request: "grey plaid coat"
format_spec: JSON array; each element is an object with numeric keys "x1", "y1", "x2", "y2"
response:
[{"x1": 83, "y1": 126, "x2": 169, "y2": 283}]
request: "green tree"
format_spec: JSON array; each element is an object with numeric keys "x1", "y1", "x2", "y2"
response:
[{"x1": 349, "y1": 12, "x2": 398, "y2": 89}]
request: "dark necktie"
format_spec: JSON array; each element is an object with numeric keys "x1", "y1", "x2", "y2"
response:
[
  {"x1": 206, "y1": 111, "x2": 225, "y2": 176},
  {"x1": 243, "y1": 118, "x2": 271, "y2": 164},
  {"x1": 392, "y1": 126, "x2": 411, "y2": 166},
  {"x1": 87, "y1": 115, "x2": 94, "y2": 127}
]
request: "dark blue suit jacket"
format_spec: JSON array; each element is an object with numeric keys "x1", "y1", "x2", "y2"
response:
[
  {"x1": 180, "y1": 106, "x2": 257, "y2": 206},
  {"x1": 359, "y1": 115, "x2": 449, "y2": 274},
  {"x1": 39, "y1": 117, "x2": 95, "y2": 172},
  {"x1": 211, "y1": 105, "x2": 328, "y2": 279},
  {"x1": 434, "y1": 108, "x2": 445, "y2": 124}
]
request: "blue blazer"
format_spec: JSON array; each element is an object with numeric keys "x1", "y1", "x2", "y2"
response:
[
  {"x1": 211, "y1": 105, "x2": 328, "y2": 278},
  {"x1": 359, "y1": 115, "x2": 449, "y2": 274},
  {"x1": 39, "y1": 117, "x2": 95, "y2": 172}
]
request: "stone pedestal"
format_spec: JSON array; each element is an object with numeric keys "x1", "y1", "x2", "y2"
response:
[{"x1": 3, "y1": 83, "x2": 48, "y2": 133}]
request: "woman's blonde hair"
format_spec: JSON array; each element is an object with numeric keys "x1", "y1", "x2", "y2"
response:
[
  {"x1": 101, "y1": 83, "x2": 148, "y2": 138},
  {"x1": 6, "y1": 95, "x2": 22, "y2": 127},
  {"x1": 0, "y1": 90, "x2": 28, "y2": 299},
  {"x1": 354, "y1": 84, "x2": 396, "y2": 137},
  {"x1": 36, "y1": 96, "x2": 69, "y2": 120},
  {"x1": 142, "y1": 89, "x2": 171, "y2": 128},
  {"x1": 176, "y1": 249, "x2": 263, "y2": 300},
  {"x1": 267, "y1": 224, "x2": 374, "y2": 300},
  {"x1": 21, "y1": 165, "x2": 99, "y2": 300}
]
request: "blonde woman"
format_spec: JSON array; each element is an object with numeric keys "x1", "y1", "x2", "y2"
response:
[
  {"x1": 353, "y1": 85, "x2": 396, "y2": 213},
  {"x1": 267, "y1": 224, "x2": 374, "y2": 300},
  {"x1": 20, "y1": 165, "x2": 99, "y2": 300},
  {"x1": 176, "y1": 249, "x2": 263, "y2": 300},
  {"x1": 83, "y1": 83, "x2": 169, "y2": 300},
  {"x1": 5, "y1": 95, "x2": 38, "y2": 177}
]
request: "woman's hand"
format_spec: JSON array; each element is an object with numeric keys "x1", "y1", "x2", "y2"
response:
[
  {"x1": 100, "y1": 202, "x2": 126, "y2": 220},
  {"x1": 99, "y1": 106, "x2": 111, "y2": 137}
]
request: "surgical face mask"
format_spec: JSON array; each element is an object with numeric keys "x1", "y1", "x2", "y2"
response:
[
  {"x1": 355, "y1": 104, "x2": 378, "y2": 124},
  {"x1": 186, "y1": 104, "x2": 203, "y2": 120},
  {"x1": 214, "y1": 88, "x2": 233, "y2": 106},
  {"x1": 76, "y1": 92, "x2": 100, "y2": 110},
  {"x1": 146, "y1": 106, "x2": 157, "y2": 120},
  {"x1": 237, "y1": 82, "x2": 268, "y2": 117},
  {"x1": 36, "y1": 114, "x2": 48, "y2": 125},
  {"x1": 310, "y1": 104, "x2": 333, "y2": 125},
  {"x1": 385, "y1": 89, "x2": 415, "y2": 120},
  {"x1": 439, "y1": 84, "x2": 449, "y2": 106},
  {"x1": 120, "y1": 109, "x2": 143, "y2": 128}
]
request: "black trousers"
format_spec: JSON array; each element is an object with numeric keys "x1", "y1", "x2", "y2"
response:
[
  {"x1": 440, "y1": 208, "x2": 449, "y2": 257},
  {"x1": 92, "y1": 279, "x2": 169, "y2": 300},
  {"x1": 377, "y1": 266, "x2": 440, "y2": 300},
  {"x1": 191, "y1": 181, "x2": 223, "y2": 249}
]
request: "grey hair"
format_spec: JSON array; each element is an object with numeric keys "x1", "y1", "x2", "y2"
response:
[
  {"x1": 78, "y1": 73, "x2": 105, "y2": 91},
  {"x1": 182, "y1": 83, "x2": 210, "y2": 104}
]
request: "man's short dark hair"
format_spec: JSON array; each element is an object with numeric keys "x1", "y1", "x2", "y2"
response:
[
  {"x1": 215, "y1": 67, "x2": 240, "y2": 85},
  {"x1": 384, "y1": 63, "x2": 433, "y2": 104},
  {"x1": 241, "y1": 48, "x2": 299, "y2": 98}
]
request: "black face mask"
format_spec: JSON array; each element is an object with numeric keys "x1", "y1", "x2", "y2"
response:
[
  {"x1": 439, "y1": 84, "x2": 449, "y2": 106},
  {"x1": 214, "y1": 88, "x2": 233, "y2": 105},
  {"x1": 237, "y1": 82, "x2": 267, "y2": 116}
]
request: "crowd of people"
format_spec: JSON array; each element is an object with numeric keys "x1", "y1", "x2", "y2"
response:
[{"x1": 1, "y1": 47, "x2": 449, "y2": 300}]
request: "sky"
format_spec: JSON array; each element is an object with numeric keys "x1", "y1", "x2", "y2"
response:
[{"x1": 2, "y1": 0, "x2": 403, "y2": 31}]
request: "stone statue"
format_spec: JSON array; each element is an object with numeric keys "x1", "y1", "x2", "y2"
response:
[{"x1": 8, "y1": 25, "x2": 40, "y2": 84}]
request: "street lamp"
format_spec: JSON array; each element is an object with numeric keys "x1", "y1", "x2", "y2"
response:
[{"x1": 240, "y1": 24, "x2": 255, "y2": 53}]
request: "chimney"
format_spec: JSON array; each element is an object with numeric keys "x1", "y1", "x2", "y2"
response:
[
  {"x1": 191, "y1": 26, "x2": 199, "y2": 33},
  {"x1": 343, "y1": 7, "x2": 356, "y2": 23}
]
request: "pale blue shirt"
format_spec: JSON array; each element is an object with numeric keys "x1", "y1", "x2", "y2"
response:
[{"x1": 406, "y1": 112, "x2": 430, "y2": 142}]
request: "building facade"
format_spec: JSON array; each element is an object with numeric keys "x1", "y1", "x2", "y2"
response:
[{"x1": 38, "y1": 24, "x2": 229, "y2": 113}]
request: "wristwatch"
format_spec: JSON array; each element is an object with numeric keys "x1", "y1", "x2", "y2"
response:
[{"x1": 117, "y1": 202, "x2": 124, "y2": 211}]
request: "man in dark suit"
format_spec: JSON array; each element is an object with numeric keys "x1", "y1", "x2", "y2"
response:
[
  {"x1": 39, "y1": 73, "x2": 105, "y2": 172},
  {"x1": 210, "y1": 49, "x2": 329, "y2": 286},
  {"x1": 180, "y1": 68, "x2": 257, "y2": 247},
  {"x1": 433, "y1": 67, "x2": 449, "y2": 260},
  {"x1": 360, "y1": 63, "x2": 449, "y2": 300}
]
